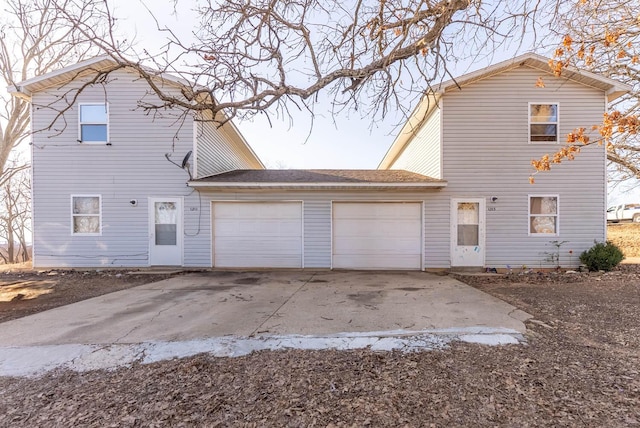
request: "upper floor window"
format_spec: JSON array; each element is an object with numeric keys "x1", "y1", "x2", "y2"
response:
[
  {"x1": 529, "y1": 103, "x2": 558, "y2": 143},
  {"x1": 529, "y1": 195, "x2": 558, "y2": 235},
  {"x1": 79, "y1": 104, "x2": 108, "y2": 143},
  {"x1": 72, "y1": 195, "x2": 101, "y2": 235}
]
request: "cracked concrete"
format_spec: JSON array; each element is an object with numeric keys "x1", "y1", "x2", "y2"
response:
[
  {"x1": 0, "y1": 330, "x2": 526, "y2": 377},
  {"x1": 0, "y1": 271, "x2": 531, "y2": 376}
]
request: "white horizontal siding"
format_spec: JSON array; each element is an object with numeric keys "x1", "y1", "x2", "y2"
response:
[
  {"x1": 391, "y1": 108, "x2": 441, "y2": 178},
  {"x1": 424, "y1": 65, "x2": 607, "y2": 268},
  {"x1": 195, "y1": 112, "x2": 259, "y2": 177},
  {"x1": 30, "y1": 69, "x2": 204, "y2": 267}
]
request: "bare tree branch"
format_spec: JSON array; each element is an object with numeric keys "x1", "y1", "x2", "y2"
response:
[
  {"x1": 47, "y1": 0, "x2": 559, "y2": 125},
  {"x1": 543, "y1": 0, "x2": 640, "y2": 182},
  {"x1": 0, "y1": 0, "x2": 103, "y2": 183}
]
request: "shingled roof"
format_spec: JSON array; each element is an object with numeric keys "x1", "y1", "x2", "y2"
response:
[{"x1": 189, "y1": 169, "x2": 446, "y2": 191}]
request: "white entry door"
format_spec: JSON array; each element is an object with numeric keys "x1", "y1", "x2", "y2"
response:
[
  {"x1": 332, "y1": 202, "x2": 422, "y2": 270},
  {"x1": 212, "y1": 201, "x2": 303, "y2": 268},
  {"x1": 451, "y1": 198, "x2": 485, "y2": 267},
  {"x1": 149, "y1": 197, "x2": 183, "y2": 266}
]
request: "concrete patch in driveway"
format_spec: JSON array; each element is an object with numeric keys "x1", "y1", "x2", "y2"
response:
[{"x1": 0, "y1": 271, "x2": 531, "y2": 377}]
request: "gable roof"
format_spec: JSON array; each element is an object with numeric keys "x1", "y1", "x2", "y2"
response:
[
  {"x1": 7, "y1": 55, "x2": 195, "y2": 100},
  {"x1": 189, "y1": 169, "x2": 446, "y2": 191},
  {"x1": 8, "y1": 55, "x2": 264, "y2": 169},
  {"x1": 379, "y1": 52, "x2": 633, "y2": 169},
  {"x1": 436, "y1": 52, "x2": 631, "y2": 101}
]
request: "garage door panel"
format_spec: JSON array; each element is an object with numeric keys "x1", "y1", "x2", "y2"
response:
[
  {"x1": 332, "y1": 202, "x2": 422, "y2": 270},
  {"x1": 214, "y1": 219, "x2": 301, "y2": 237},
  {"x1": 213, "y1": 202, "x2": 303, "y2": 268},
  {"x1": 215, "y1": 202, "x2": 300, "y2": 218},
  {"x1": 215, "y1": 237, "x2": 302, "y2": 251},
  {"x1": 333, "y1": 220, "x2": 419, "y2": 237},
  {"x1": 333, "y1": 238, "x2": 421, "y2": 253},
  {"x1": 335, "y1": 204, "x2": 421, "y2": 219},
  {"x1": 215, "y1": 254, "x2": 301, "y2": 269},
  {"x1": 332, "y1": 254, "x2": 422, "y2": 270}
]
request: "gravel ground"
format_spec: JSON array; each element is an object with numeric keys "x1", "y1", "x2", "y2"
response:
[
  {"x1": 0, "y1": 266, "x2": 639, "y2": 427},
  {"x1": 608, "y1": 223, "x2": 640, "y2": 257},
  {"x1": 0, "y1": 269, "x2": 177, "y2": 323}
]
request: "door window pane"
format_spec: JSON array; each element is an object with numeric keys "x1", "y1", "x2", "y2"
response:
[
  {"x1": 155, "y1": 202, "x2": 177, "y2": 245},
  {"x1": 457, "y1": 202, "x2": 479, "y2": 246},
  {"x1": 155, "y1": 224, "x2": 177, "y2": 245},
  {"x1": 155, "y1": 202, "x2": 177, "y2": 223}
]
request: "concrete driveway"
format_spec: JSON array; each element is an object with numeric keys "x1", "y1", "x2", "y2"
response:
[{"x1": 0, "y1": 271, "x2": 531, "y2": 376}]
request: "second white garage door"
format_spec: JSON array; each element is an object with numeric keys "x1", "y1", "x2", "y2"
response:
[
  {"x1": 332, "y1": 202, "x2": 422, "y2": 270},
  {"x1": 213, "y1": 202, "x2": 303, "y2": 268}
]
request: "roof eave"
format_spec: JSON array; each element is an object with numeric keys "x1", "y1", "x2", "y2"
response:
[
  {"x1": 607, "y1": 87, "x2": 632, "y2": 103},
  {"x1": 437, "y1": 52, "x2": 633, "y2": 98},
  {"x1": 13, "y1": 55, "x2": 114, "y2": 92},
  {"x1": 377, "y1": 92, "x2": 441, "y2": 169},
  {"x1": 187, "y1": 181, "x2": 447, "y2": 190},
  {"x1": 7, "y1": 84, "x2": 30, "y2": 101}
]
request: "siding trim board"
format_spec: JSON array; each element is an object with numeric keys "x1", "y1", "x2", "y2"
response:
[
  {"x1": 192, "y1": 119, "x2": 198, "y2": 178},
  {"x1": 190, "y1": 182, "x2": 446, "y2": 190}
]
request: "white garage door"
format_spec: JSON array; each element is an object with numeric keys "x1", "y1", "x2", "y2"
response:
[
  {"x1": 213, "y1": 202, "x2": 303, "y2": 268},
  {"x1": 332, "y1": 202, "x2": 422, "y2": 270}
]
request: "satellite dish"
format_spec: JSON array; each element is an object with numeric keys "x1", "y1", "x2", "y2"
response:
[{"x1": 181, "y1": 150, "x2": 192, "y2": 168}]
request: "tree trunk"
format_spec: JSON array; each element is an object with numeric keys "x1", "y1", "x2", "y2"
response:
[{"x1": 6, "y1": 227, "x2": 15, "y2": 264}]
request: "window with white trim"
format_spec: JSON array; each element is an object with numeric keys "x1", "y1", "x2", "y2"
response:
[
  {"x1": 529, "y1": 103, "x2": 558, "y2": 143},
  {"x1": 79, "y1": 104, "x2": 108, "y2": 143},
  {"x1": 72, "y1": 195, "x2": 101, "y2": 234},
  {"x1": 529, "y1": 196, "x2": 558, "y2": 235}
]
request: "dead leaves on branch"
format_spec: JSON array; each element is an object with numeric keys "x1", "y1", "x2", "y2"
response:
[
  {"x1": 530, "y1": 0, "x2": 640, "y2": 183},
  {"x1": 530, "y1": 111, "x2": 639, "y2": 183}
]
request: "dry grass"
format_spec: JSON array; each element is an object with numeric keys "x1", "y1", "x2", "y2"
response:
[{"x1": 608, "y1": 223, "x2": 640, "y2": 257}]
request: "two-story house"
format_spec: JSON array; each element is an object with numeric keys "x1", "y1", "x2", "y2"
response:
[{"x1": 9, "y1": 53, "x2": 630, "y2": 270}]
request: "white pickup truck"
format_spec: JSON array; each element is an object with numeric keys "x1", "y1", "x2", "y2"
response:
[{"x1": 607, "y1": 203, "x2": 640, "y2": 223}]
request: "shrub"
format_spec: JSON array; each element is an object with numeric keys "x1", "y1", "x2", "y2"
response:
[{"x1": 579, "y1": 241, "x2": 625, "y2": 272}]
